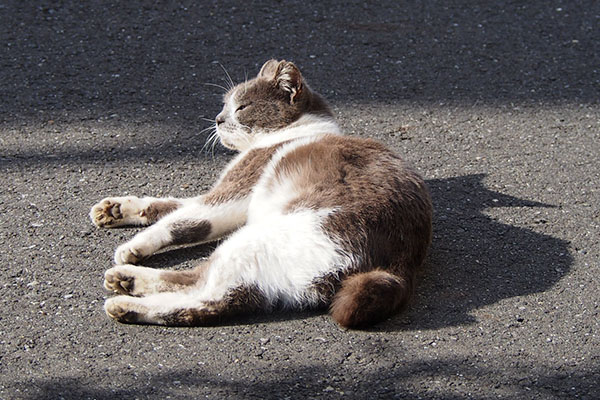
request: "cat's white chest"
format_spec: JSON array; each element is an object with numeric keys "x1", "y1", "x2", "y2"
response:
[
  {"x1": 247, "y1": 159, "x2": 298, "y2": 224},
  {"x1": 247, "y1": 178, "x2": 298, "y2": 224},
  {"x1": 246, "y1": 135, "x2": 321, "y2": 224}
]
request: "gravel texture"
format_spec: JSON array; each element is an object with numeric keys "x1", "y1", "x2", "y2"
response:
[{"x1": 1, "y1": 1, "x2": 598, "y2": 399}]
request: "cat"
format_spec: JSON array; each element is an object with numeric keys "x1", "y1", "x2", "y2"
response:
[{"x1": 90, "y1": 59, "x2": 432, "y2": 328}]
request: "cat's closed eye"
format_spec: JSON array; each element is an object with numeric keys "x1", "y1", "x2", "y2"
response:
[{"x1": 236, "y1": 103, "x2": 251, "y2": 112}]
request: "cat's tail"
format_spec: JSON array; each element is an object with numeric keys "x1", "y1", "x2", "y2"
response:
[{"x1": 330, "y1": 270, "x2": 413, "y2": 328}]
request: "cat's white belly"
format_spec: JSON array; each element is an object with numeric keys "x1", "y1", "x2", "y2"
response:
[{"x1": 201, "y1": 208, "x2": 347, "y2": 307}]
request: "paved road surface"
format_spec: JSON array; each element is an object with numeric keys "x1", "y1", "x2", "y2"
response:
[{"x1": 1, "y1": 1, "x2": 598, "y2": 399}]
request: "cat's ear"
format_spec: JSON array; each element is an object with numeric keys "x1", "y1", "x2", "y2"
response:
[
  {"x1": 258, "y1": 59, "x2": 280, "y2": 78},
  {"x1": 259, "y1": 59, "x2": 303, "y2": 104},
  {"x1": 274, "y1": 61, "x2": 303, "y2": 104}
]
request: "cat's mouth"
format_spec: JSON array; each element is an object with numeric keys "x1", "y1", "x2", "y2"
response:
[
  {"x1": 216, "y1": 125, "x2": 252, "y2": 151},
  {"x1": 216, "y1": 130, "x2": 241, "y2": 151},
  {"x1": 219, "y1": 137, "x2": 237, "y2": 150}
]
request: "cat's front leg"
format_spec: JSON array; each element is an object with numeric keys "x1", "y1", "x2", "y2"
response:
[
  {"x1": 113, "y1": 214, "x2": 214, "y2": 264},
  {"x1": 90, "y1": 196, "x2": 182, "y2": 228},
  {"x1": 113, "y1": 199, "x2": 248, "y2": 264}
]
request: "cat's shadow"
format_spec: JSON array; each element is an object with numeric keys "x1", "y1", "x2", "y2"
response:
[
  {"x1": 143, "y1": 243, "x2": 217, "y2": 270},
  {"x1": 140, "y1": 173, "x2": 571, "y2": 330}
]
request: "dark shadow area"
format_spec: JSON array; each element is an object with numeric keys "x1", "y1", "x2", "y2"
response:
[
  {"x1": 382, "y1": 174, "x2": 572, "y2": 330},
  {"x1": 144, "y1": 242, "x2": 216, "y2": 269},
  {"x1": 1, "y1": 0, "x2": 598, "y2": 127},
  {"x1": 10, "y1": 358, "x2": 598, "y2": 399}
]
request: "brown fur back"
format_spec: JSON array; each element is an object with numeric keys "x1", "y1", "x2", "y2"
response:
[{"x1": 272, "y1": 134, "x2": 432, "y2": 326}]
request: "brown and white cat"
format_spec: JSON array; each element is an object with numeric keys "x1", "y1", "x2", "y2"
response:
[{"x1": 91, "y1": 59, "x2": 432, "y2": 328}]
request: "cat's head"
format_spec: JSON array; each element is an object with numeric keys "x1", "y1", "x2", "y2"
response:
[{"x1": 215, "y1": 59, "x2": 332, "y2": 151}]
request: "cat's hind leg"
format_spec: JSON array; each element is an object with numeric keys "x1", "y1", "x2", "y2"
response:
[
  {"x1": 104, "y1": 263, "x2": 208, "y2": 297},
  {"x1": 90, "y1": 196, "x2": 182, "y2": 228},
  {"x1": 104, "y1": 286, "x2": 264, "y2": 326}
]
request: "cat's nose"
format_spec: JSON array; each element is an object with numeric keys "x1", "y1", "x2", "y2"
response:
[{"x1": 216, "y1": 114, "x2": 225, "y2": 125}]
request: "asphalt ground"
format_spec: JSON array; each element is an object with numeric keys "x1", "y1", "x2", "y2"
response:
[{"x1": 1, "y1": 1, "x2": 599, "y2": 399}]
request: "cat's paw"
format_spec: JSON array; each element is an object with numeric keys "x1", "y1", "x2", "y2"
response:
[
  {"x1": 114, "y1": 242, "x2": 145, "y2": 265},
  {"x1": 104, "y1": 265, "x2": 161, "y2": 296},
  {"x1": 104, "y1": 296, "x2": 139, "y2": 323},
  {"x1": 90, "y1": 199, "x2": 123, "y2": 228},
  {"x1": 104, "y1": 266, "x2": 135, "y2": 295}
]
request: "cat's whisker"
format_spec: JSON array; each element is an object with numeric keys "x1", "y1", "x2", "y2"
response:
[
  {"x1": 201, "y1": 131, "x2": 221, "y2": 159},
  {"x1": 203, "y1": 82, "x2": 229, "y2": 92},
  {"x1": 222, "y1": 80, "x2": 232, "y2": 92},
  {"x1": 209, "y1": 133, "x2": 221, "y2": 158},
  {"x1": 211, "y1": 128, "x2": 225, "y2": 158},
  {"x1": 217, "y1": 62, "x2": 235, "y2": 91},
  {"x1": 198, "y1": 125, "x2": 216, "y2": 137},
  {"x1": 200, "y1": 128, "x2": 218, "y2": 150}
]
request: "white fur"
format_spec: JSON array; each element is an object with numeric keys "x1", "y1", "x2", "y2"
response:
[
  {"x1": 90, "y1": 196, "x2": 157, "y2": 227},
  {"x1": 111, "y1": 119, "x2": 339, "y2": 265},
  {"x1": 215, "y1": 114, "x2": 340, "y2": 189},
  {"x1": 90, "y1": 196, "x2": 209, "y2": 228},
  {"x1": 214, "y1": 92, "x2": 252, "y2": 150},
  {"x1": 199, "y1": 208, "x2": 348, "y2": 307},
  {"x1": 253, "y1": 114, "x2": 341, "y2": 149}
]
